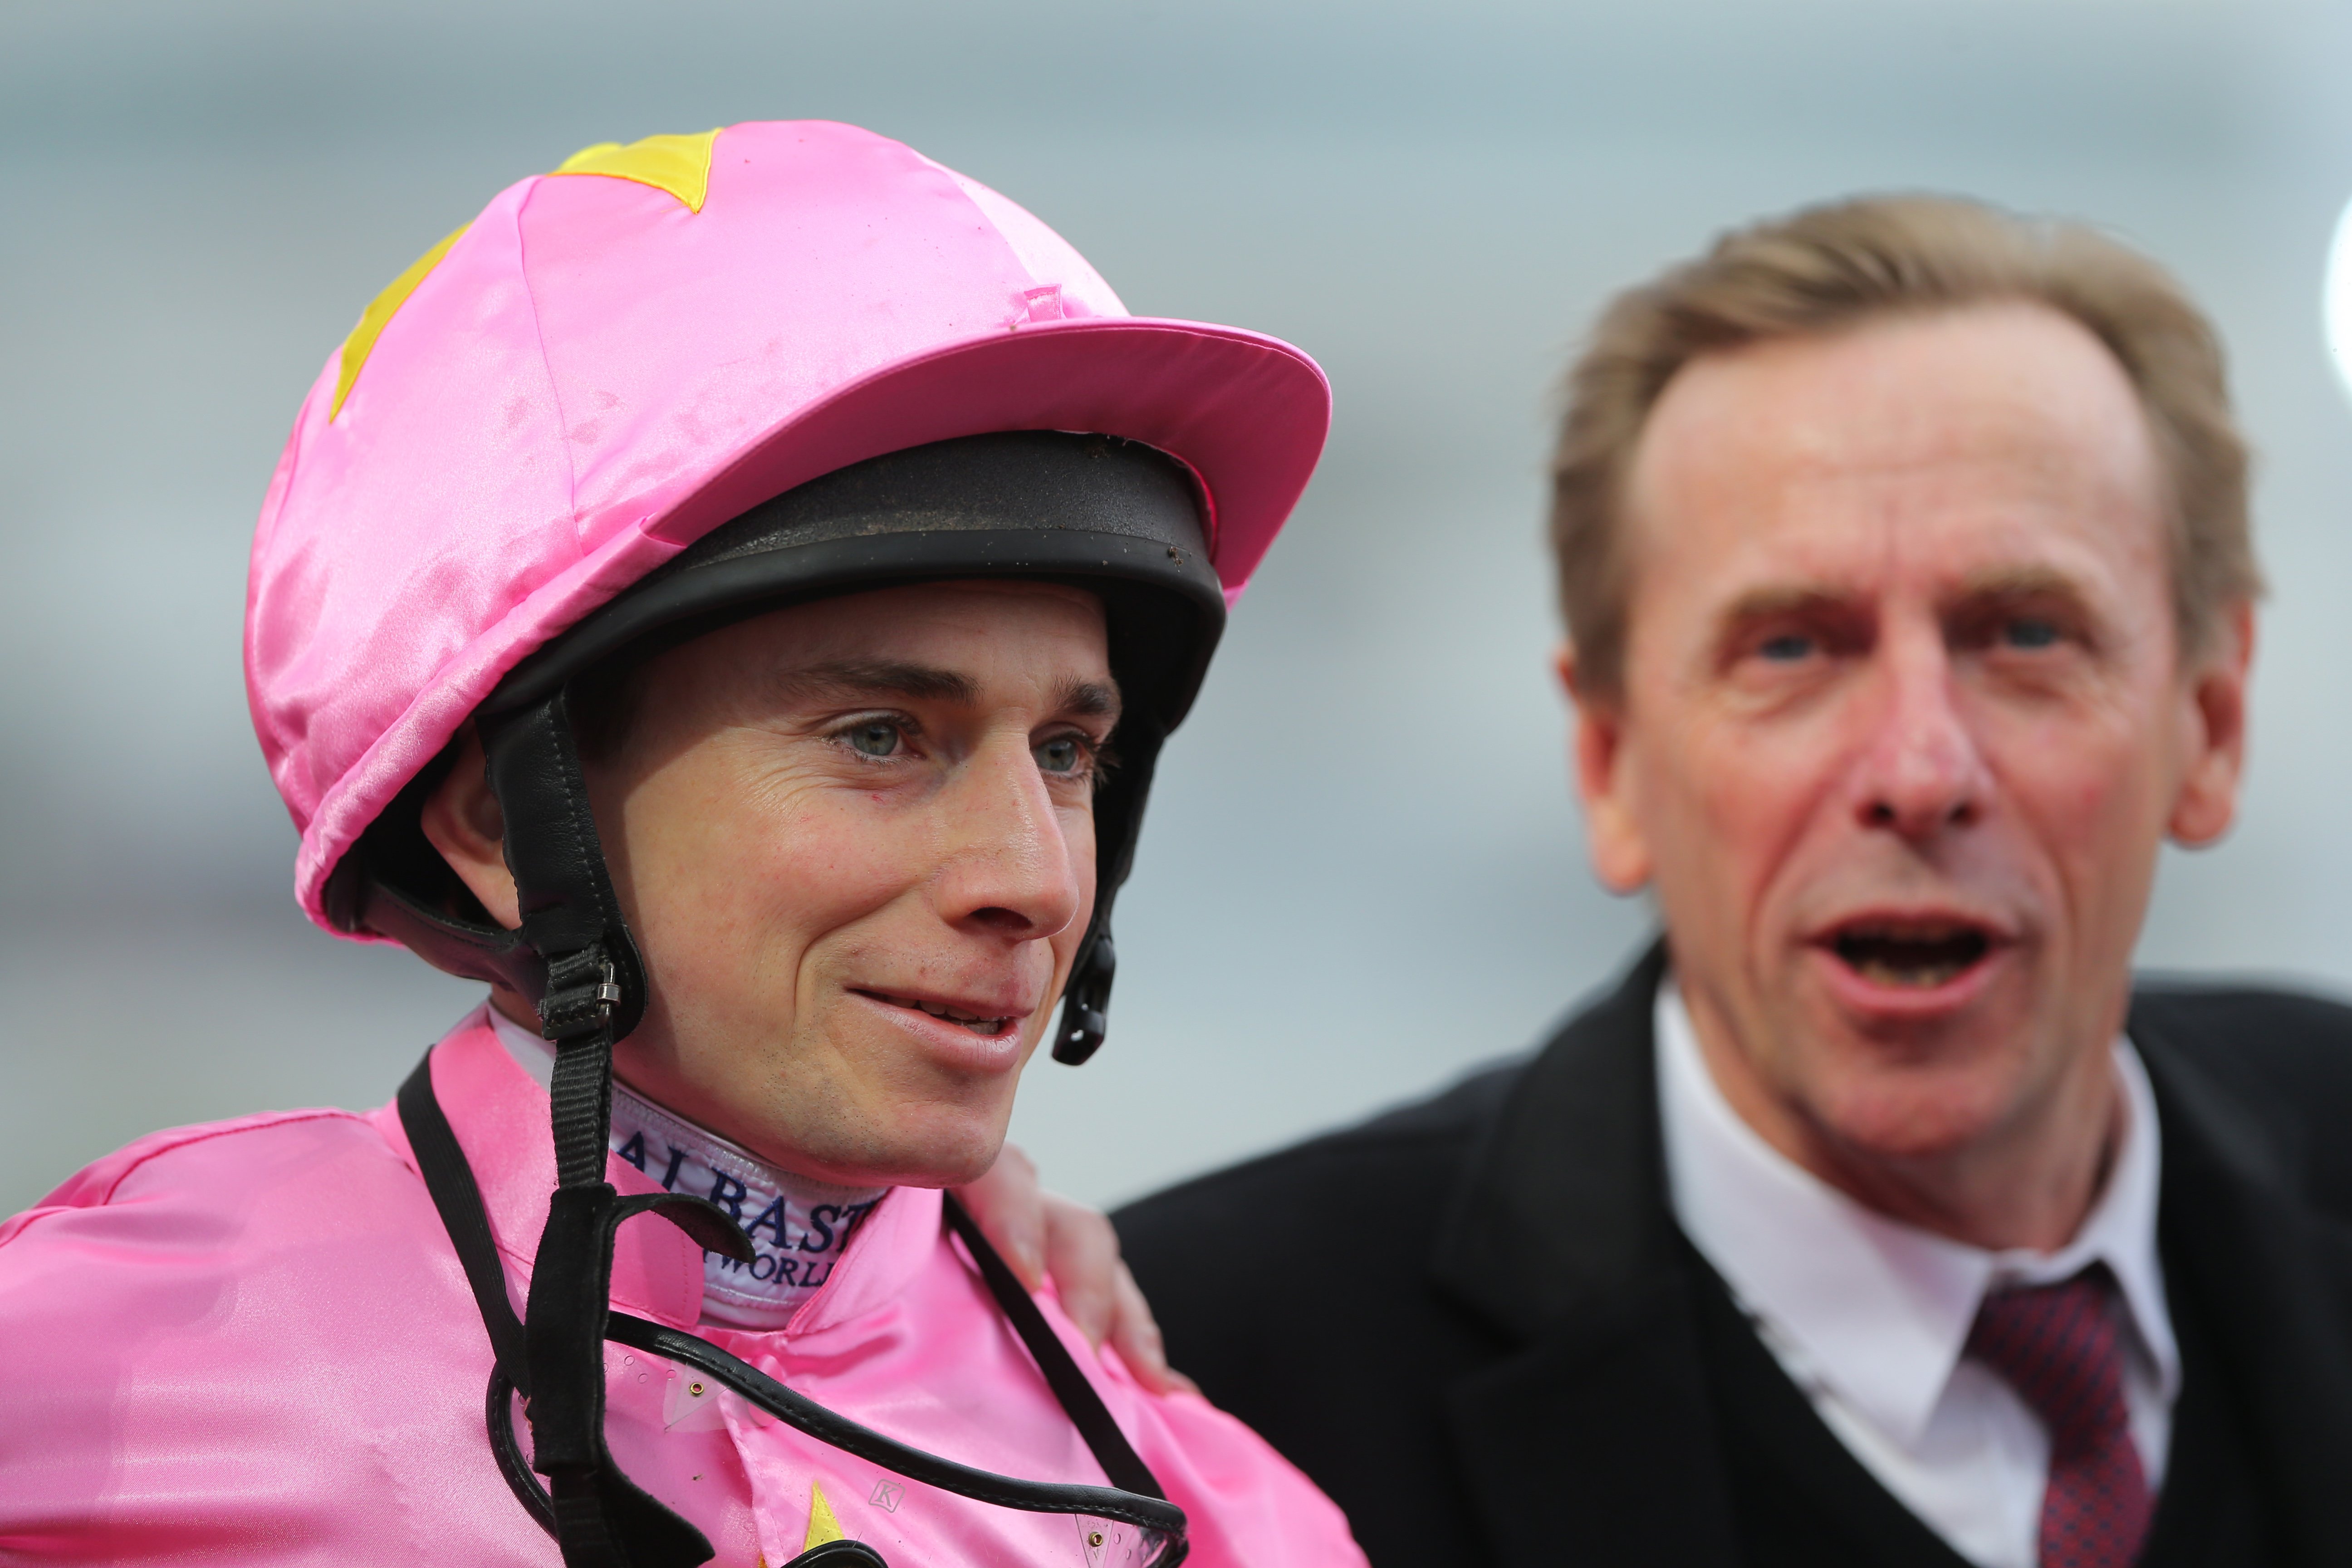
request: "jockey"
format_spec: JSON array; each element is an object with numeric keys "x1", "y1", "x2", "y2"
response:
[{"x1": 0, "y1": 120, "x2": 1360, "y2": 1568}]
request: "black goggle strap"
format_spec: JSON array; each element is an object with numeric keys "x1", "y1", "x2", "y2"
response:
[{"x1": 397, "y1": 1054, "x2": 1189, "y2": 1568}]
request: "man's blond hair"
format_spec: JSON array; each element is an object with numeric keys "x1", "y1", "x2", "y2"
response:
[{"x1": 1550, "y1": 194, "x2": 2258, "y2": 698}]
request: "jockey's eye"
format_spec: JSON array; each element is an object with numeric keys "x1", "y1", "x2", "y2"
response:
[{"x1": 843, "y1": 720, "x2": 903, "y2": 758}]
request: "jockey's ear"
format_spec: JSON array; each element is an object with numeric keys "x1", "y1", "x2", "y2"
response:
[{"x1": 418, "y1": 726, "x2": 522, "y2": 931}]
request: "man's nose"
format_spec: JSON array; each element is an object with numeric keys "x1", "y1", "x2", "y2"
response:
[
  {"x1": 1852, "y1": 635, "x2": 1989, "y2": 839},
  {"x1": 931, "y1": 737, "x2": 1086, "y2": 939}
]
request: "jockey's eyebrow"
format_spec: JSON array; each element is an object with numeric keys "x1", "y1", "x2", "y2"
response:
[
  {"x1": 1054, "y1": 679, "x2": 1121, "y2": 721},
  {"x1": 779, "y1": 662, "x2": 1121, "y2": 722},
  {"x1": 782, "y1": 660, "x2": 980, "y2": 707}
]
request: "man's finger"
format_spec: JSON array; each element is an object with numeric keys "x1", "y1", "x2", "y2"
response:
[
  {"x1": 954, "y1": 1143, "x2": 1046, "y2": 1291},
  {"x1": 1041, "y1": 1192, "x2": 1121, "y2": 1348},
  {"x1": 967, "y1": 1166, "x2": 1201, "y2": 1397},
  {"x1": 1107, "y1": 1261, "x2": 1198, "y2": 1397}
]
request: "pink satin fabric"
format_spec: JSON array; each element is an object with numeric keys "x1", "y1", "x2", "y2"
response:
[{"x1": 0, "y1": 1009, "x2": 1365, "y2": 1567}]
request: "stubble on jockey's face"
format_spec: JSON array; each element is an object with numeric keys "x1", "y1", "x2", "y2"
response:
[{"x1": 431, "y1": 580, "x2": 1115, "y2": 1189}]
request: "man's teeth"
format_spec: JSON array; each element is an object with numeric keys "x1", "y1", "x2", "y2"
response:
[
  {"x1": 1832, "y1": 927, "x2": 1991, "y2": 988},
  {"x1": 1853, "y1": 953, "x2": 1970, "y2": 988},
  {"x1": 912, "y1": 999, "x2": 1009, "y2": 1033}
]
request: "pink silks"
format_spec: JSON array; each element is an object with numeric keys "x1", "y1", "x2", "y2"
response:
[{"x1": 0, "y1": 1009, "x2": 1366, "y2": 1567}]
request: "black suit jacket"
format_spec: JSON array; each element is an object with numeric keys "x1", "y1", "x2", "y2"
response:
[{"x1": 1116, "y1": 946, "x2": 2352, "y2": 1567}]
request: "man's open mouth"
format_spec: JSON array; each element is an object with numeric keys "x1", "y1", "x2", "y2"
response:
[
  {"x1": 1826, "y1": 922, "x2": 1994, "y2": 989},
  {"x1": 858, "y1": 990, "x2": 1016, "y2": 1036}
]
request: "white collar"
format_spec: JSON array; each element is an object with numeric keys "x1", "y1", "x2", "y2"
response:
[
  {"x1": 485, "y1": 1003, "x2": 888, "y2": 1331},
  {"x1": 1656, "y1": 977, "x2": 2180, "y2": 1452}
]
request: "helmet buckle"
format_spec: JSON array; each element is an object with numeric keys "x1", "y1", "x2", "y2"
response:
[{"x1": 539, "y1": 951, "x2": 623, "y2": 1043}]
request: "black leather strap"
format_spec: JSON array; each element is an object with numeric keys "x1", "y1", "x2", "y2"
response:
[
  {"x1": 527, "y1": 1030, "x2": 620, "y2": 1455},
  {"x1": 399, "y1": 1055, "x2": 529, "y2": 1388},
  {"x1": 397, "y1": 1048, "x2": 1189, "y2": 1563},
  {"x1": 402, "y1": 1047, "x2": 718, "y2": 1567},
  {"x1": 784, "y1": 1544, "x2": 888, "y2": 1568},
  {"x1": 475, "y1": 692, "x2": 647, "y2": 1041},
  {"x1": 475, "y1": 689, "x2": 707, "y2": 1568},
  {"x1": 529, "y1": 1040, "x2": 710, "y2": 1568},
  {"x1": 603, "y1": 1311, "x2": 1183, "y2": 1537},
  {"x1": 941, "y1": 1195, "x2": 1164, "y2": 1501},
  {"x1": 487, "y1": 1366, "x2": 557, "y2": 1534},
  {"x1": 399, "y1": 1056, "x2": 560, "y2": 1534}
]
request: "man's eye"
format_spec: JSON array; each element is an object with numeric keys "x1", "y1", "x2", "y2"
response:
[
  {"x1": 844, "y1": 721, "x2": 902, "y2": 758},
  {"x1": 1757, "y1": 633, "x2": 1815, "y2": 663},
  {"x1": 2001, "y1": 617, "x2": 2061, "y2": 650},
  {"x1": 1034, "y1": 736, "x2": 1086, "y2": 775}
]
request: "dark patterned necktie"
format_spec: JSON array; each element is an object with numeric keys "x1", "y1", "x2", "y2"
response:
[{"x1": 1965, "y1": 1265, "x2": 2153, "y2": 1568}]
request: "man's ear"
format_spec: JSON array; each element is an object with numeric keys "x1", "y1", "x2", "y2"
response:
[
  {"x1": 1556, "y1": 644, "x2": 1653, "y2": 893},
  {"x1": 418, "y1": 726, "x2": 524, "y2": 929},
  {"x1": 2168, "y1": 600, "x2": 2254, "y2": 848}
]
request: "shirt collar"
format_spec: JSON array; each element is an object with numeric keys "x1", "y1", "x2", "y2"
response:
[
  {"x1": 1655, "y1": 977, "x2": 2178, "y2": 1451},
  {"x1": 488, "y1": 1006, "x2": 890, "y2": 1331}
]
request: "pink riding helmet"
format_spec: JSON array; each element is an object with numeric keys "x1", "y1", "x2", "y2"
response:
[{"x1": 245, "y1": 118, "x2": 1330, "y2": 943}]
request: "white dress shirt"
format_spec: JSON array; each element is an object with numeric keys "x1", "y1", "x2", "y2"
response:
[{"x1": 1655, "y1": 980, "x2": 2180, "y2": 1568}]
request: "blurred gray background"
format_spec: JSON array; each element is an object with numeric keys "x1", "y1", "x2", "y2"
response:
[{"x1": 5, "y1": 0, "x2": 2350, "y2": 1214}]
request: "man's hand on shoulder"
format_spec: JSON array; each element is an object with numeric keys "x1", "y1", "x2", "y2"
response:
[{"x1": 956, "y1": 1144, "x2": 1197, "y2": 1396}]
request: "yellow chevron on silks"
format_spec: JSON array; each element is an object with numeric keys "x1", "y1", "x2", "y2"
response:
[
  {"x1": 803, "y1": 1479, "x2": 847, "y2": 1550},
  {"x1": 749, "y1": 1478, "x2": 850, "y2": 1568},
  {"x1": 551, "y1": 129, "x2": 722, "y2": 212}
]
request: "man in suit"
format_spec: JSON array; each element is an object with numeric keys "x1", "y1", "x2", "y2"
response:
[{"x1": 1115, "y1": 195, "x2": 2352, "y2": 1567}]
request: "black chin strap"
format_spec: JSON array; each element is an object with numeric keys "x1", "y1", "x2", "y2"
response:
[
  {"x1": 477, "y1": 691, "x2": 697, "y2": 1565},
  {"x1": 397, "y1": 1056, "x2": 1185, "y2": 1566},
  {"x1": 528, "y1": 1013, "x2": 719, "y2": 1568}
]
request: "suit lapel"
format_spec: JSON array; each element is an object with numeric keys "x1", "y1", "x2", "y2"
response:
[
  {"x1": 2130, "y1": 1009, "x2": 2352, "y2": 1566},
  {"x1": 1430, "y1": 943, "x2": 1745, "y2": 1568}
]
